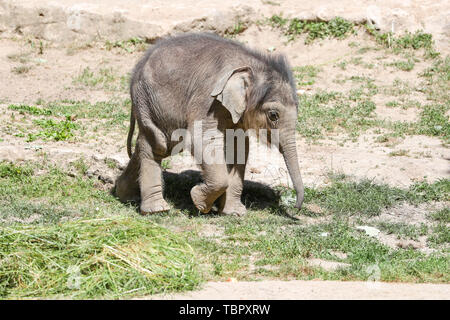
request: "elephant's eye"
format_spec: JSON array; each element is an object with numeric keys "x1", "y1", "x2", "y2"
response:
[{"x1": 267, "y1": 110, "x2": 279, "y2": 122}]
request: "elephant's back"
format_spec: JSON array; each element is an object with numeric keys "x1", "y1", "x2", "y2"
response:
[{"x1": 131, "y1": 34, "x2": 243, "y2": 125}]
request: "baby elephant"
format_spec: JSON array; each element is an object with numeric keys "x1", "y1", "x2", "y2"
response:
[{"x1": 115, "y1": 33, "x2": 304, "y2": 215}]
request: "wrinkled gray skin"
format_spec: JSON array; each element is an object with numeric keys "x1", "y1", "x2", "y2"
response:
[{"x1": 115, "y1": 33, "x2": 304, "y2": 215}]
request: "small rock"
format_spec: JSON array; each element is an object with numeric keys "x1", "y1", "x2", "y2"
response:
[
  {"x1": 320, "y1": 232, "x2": 329, "y2": 237},
  {"x1": 92, "y1": 154, "x2": 105, "y2": 162},
  {"x1": 249, "y1": 167, "x2": 261, "y2": 174},
  {"x1": 98, "y1": 173, "x2": 114, "y2": 184},
  {"x1": 396, "y1": 240, "x2": 422, "y2": 250},
  {"x1": 356, "y1": 226, "x2": 380, "y2": 237},
  {"x1": 106, "y1": 154, "x2": 128, "y2": 170}
]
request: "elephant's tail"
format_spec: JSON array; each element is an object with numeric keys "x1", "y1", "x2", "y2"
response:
[{"x1": 127, "y1": 109, "x2": 135, "y2": 159}]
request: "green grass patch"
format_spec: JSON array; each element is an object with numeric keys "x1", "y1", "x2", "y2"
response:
[
  {"x1": 8, "y1": 100, "x2": 130, "y2": 126},
  {"x1": 293, "y1": 65, "x2": 321, "y2": 86},
  {"x1": 376, "y1": 222, "x2": 428, "y2": 241},
  {"x1": 366, "y1": 27, "x2": 436, "y2": 56},
  {"x1": 297, "y1": 90, "x2": 377, "y2": 140},
  {"x1": 73, "y1": 67, "x2": 129, "y2": 92},
  {"x1": 415, "y1": 104, "x2": 450, "y2": 142},
  {"x1": 8, "y1": 104, "x2": 53, "y2": 116},
  {"x1": 428, "y1": 208, "x2": 450, "y2": 223},
  {"x1": 427, "y1": 224, "x2": 450, "y2": 247},
  {"x1": 268, "y1": 15, "x2": 355, "y2": 43},
  {"x1": 2, "y1": 161, "x2": 449, "y2": 298},
  {"x1": 419, "y1": 56, "x2": 449, "y2": 104},
  {"x1": 26, "y1": 116, "x2": 79, "y2": 142},
  {"x1": 390, "y1": 59, "x2": 415, "y2": 71},
  {"x1": 105, "y1": 37, "x2": 147, "y2": 53},
  {"x1": 45, "y1": 99, "x2": 130, "y2": 124}
]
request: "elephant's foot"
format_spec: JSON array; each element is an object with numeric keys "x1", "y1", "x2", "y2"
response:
[
  {"x1": 140, "y1": 198, "x2": 171, "y2": 215},
  {"x1": 191, "y1": 185, "x2": 221, "y2": 213},
  {"x1": 115, "y1": 177, "x2": 140, "y2": 204},
  {"x1": 218, "y1": 196, "x2": 247, "y2": 216}
]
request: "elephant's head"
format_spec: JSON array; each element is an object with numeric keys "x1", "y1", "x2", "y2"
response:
[{"x1": 211, "y1": 57, "x2": 304, "y2": 209}]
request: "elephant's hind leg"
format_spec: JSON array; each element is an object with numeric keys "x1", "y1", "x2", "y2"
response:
[
  {"x1": 137, "y1": 134, "x2": 170, "y2": 214},
  {"x1": 115, "y1": 151, "x2": 140, "y2": 204}
]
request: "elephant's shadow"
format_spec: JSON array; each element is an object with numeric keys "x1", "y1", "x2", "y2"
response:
[{"x1": 158, "y1": 170, "x2": 290, "y2": 217}]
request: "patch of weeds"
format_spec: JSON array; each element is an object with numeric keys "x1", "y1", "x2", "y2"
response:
[
  {"x1": 310, "y1": 177, "x2": 406, "y2": 217},
  {"x1": 152, "y1": 174, "x2": 449, "y2": 283},
  {"x1": 387, "y1": 98, "x2": 421, "y2": 110},
  {"x1": 268, "y1": 14, "x2": 288, "y2": 29},
  {"x1": 355, "y1": 100, "x2": 376, "y2": 116},
  {"x1": 43, "y1": 99, "x2": 130, "y2": 124},
  {"x1": 415, "y1": 104, "x2": 450, "y2": 142},
  {"x1": 72, "y1": 157, "x2": 89, "y2": 175},
  {"x1": 8, "y1": 104, "x2": 53, "y2": 116},
  {"x1": 366, "y1": 27, "x2": 436, "y2": 57},
  {"x1": 382, "y1": 78, "x2": 412, "y2": 96},
  {"x1": 0, "y1": 162, "x2": 117, "y2": 221},
  {"x1": 27, "y1": 116, "x2": 79, "y2": 142},
  {"x1": 375, "y1": 134, "x2": 391, "y2": 143},
  {"x1": 390, "y1": 59, "x2": 415, "y2": 71},
  {"x1": 304, "y1": 17, "x2": 354, "y2": 43},
  {"x1": 0, "y1": 162, "x2": 33, "y2": 179},
  {"x1": 11, "y1": 65, "x2": 31, "y2": 74},
  {"x1": 388, "y1": 149, "x2": 409, "y2": 157},
  {"x1": 407, "y1": 179, "x2": 450, "y2": 204},
  {"x1": 336, "y1": 61, "x2": 347, "y2": 70},
  {"x1": 386, "y1": 101, "x2": 400, "y2": 108},
  {"x1": 420, "y1": 56, "x2": 450, "y2": 81},
  {"x1": 419, "y1": 56, "x2": 449, "y2": 103},
  {"x1": 73, "y1": 67, "x2": 126, "y2": 91},
  {"x1": 377, "y1": 222, "x2": 428, "y2": 241},
  {"x1": 297, "y1": 90, "x2": 377, "y2": 140},
  {"x1": 268, "y1": 15, "x2": 355, "y2": 43},
  {"x1": 105, "y1": 37, "x2": 147, "y2": 53},
  {"x1": 104, "y1": 158, "x2": 117, "y2": 170},
  {"x1": 261, "y1": 0, "x2": 280, "y2": 6},
  {"x1": 161, "y1": 159, "x2": 172, "y2": 170},
  {"x1": 293, "y1": 65, "x2": 321, "y2": 86},
  {"x1": 225, "y1": 21, "x2": 247, "y2": 38},
  {"x1": 281, "y1": 174, "x2": 449, "y2": 217},
  {"x1": 428, "y1": 208, "x2": 450, "y2": 223},
  {"x1": 427, "y1": 224, "x2": 450, "y2": 247}
]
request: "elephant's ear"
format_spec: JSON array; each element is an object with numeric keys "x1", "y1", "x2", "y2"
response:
[{"x1": 211, "y1": 66, "x2": 252, "y2": 124}]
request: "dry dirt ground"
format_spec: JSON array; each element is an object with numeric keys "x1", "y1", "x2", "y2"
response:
[
  {"x1": 151, "y1": 280, "x2": 450, "y2": 300},
  {"x1": 0, "y1": 1, "x2": 449, "y2": 299}
]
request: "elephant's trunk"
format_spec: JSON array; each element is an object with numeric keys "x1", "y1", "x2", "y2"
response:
[{"x1": 278, "y1": 127, "x2": 304, "y2": 209}]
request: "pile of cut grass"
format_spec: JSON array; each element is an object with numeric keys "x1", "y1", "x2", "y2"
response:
[
  {"x1": 0, "y1": 161, "x2": 201, "y2": 299},
  {"x1": 0, "y1": 216, "x2": 200, "y2": 299}
]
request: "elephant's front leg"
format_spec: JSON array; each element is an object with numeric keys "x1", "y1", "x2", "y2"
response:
[
  {"x1": 191, "y1": 163, "x2": 229, "y2": 213},
  {"x1": 217, "y1": 136, "x2": 249, "y2": 216},
  {"x1": 190, "y1": 128, "x2": 229, "y2": 213}
]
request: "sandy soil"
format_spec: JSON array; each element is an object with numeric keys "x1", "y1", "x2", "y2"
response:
[{"x1": 150, "y1": 280, "x2": 450, "y2": 300}]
